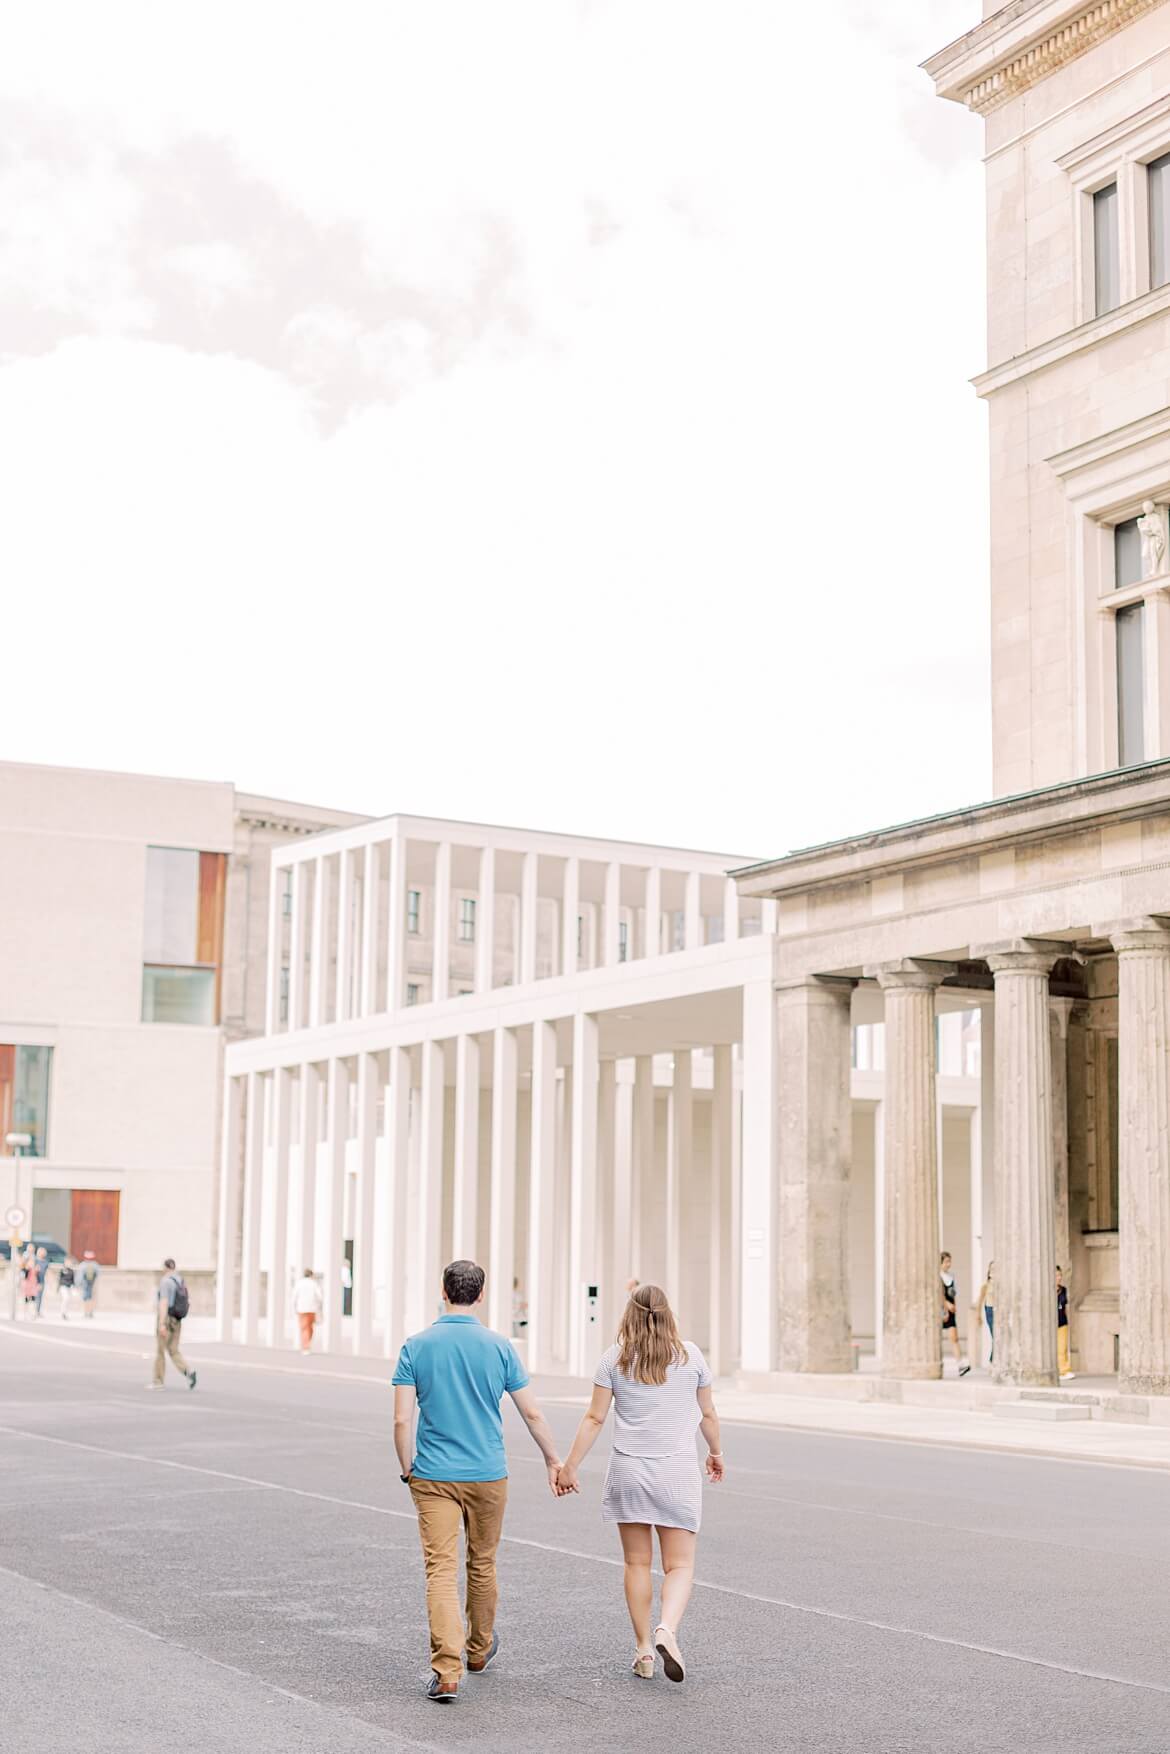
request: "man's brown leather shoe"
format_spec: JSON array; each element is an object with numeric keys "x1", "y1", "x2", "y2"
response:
[
  {"x1": 426, "y1": 1674, "x2": 458, "y2": 1702},
  {"x1": 467, "y1": 1630, "x2": 500, "y2": 1672}
]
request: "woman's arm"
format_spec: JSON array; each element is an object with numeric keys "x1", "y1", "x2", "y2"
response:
[
  {"x1": 555, "y1": 1385, "x2": 613, "y2": 1494},
  {"x1": 698, "y1": 1385, "x2": 724, "y2": 1481}
]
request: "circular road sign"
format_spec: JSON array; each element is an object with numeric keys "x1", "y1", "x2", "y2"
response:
[{"x1": 5, "y1": 1206, "x2": 26, "y2": 1230}]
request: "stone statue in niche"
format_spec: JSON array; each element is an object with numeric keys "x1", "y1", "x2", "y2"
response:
[{"x1": 1138, "y1": 499, "x2": 1166, "y2": 578}]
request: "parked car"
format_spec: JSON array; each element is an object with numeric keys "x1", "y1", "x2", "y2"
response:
[{"x1": 0, "y1": 1233, "x2": 67, "y2": 1263}]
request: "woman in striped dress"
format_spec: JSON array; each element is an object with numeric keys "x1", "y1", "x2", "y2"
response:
[{"x1": 555, "y1": 1283, "x2": 724, "y2": 1684}]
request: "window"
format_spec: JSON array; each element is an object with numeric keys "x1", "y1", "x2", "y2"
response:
[
  {"x1": 0, "y1": 1046, "x2": 52, "y2": 1156},
  {"x1": 407, "y1": 890, "x2": 421, "y2": 935},
  {"x1": 281, "y1": 872, "x2": 292, "y2": 918},
  {"x1": 577, "y1": 914, "x2": 583, "y2": 957},
  {"x1": 406, "y1": 983, "x2": 420, "y2": 1006},
  {"x1": 1094, "y1": 183, "x2": 1120, "y2": 315},
  {"x1": 141, "y1": 847, "x2": 225, "y2": 1025},
  {"x1": 1115, "y1": 517, "x2": 1142, "y2": 589},
  {"x1": 279, "y1": 966, "x2": 290, "y2": 1025},
  {"x1": 459, "y1": 897, "x2": 476, "y2": 943},
  {"x1": 1116, "y1": 603, "x2": 1145, "y2": 764},
  {"x1": 1150, "y1": 152, "x2": 1170, "y2": 289},
  {"x1": 671, "y1": 910, "x2": 686, "y2": 952},
  {"x1": 618, "y1": 920, "x2": 629, "y2": 963}
]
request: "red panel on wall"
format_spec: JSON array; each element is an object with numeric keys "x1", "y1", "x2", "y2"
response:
[{"x1": 70, "y1": 1190, "x2": 121, "y2": 1265}]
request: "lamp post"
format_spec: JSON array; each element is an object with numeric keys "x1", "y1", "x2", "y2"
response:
[{"x1": 5, "y1": 1133, "x2": 32, "y2": 1324}]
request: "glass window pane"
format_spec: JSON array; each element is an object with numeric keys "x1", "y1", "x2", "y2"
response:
[
  {"x1": 0, "y1": 1046, "x2": 52, "y2": 1156},
  {"x1": 141, "y1": 966, "x2": 216, "y2": 1025},
  {"x1": 1094, "y1": 183, "x2": 1120, "y2": 315},
  {"x1": 1151, "y1": 153, "x2": 1170, "y2": 289},
  {"x1": 143, "y1": 848, "x2": 200, "y2": 965},
  {"x1": 1116, "y1": 603, "x2": 1145, "y2": 765},
  {"x1": 1115, "y1": 517, "x2": 1142, "y2": 589}
]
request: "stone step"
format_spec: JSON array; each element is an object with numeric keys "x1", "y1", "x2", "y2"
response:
[{"x1": 991, "y1": 1402, "x2": 1092, "y2": 1422}]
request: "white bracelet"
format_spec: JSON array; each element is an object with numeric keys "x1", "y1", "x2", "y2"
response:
[{"x1": 709, "y1": 1452, "x2": 723, "y2": 1459}]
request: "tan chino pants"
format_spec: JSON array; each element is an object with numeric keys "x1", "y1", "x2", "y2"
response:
[
  {"x1": 409, "y1": 1476, "x2": 508, "y2": 1684},
  {"x1": 153, "y1": 1316, "x2": 190, "y2": 1384}
]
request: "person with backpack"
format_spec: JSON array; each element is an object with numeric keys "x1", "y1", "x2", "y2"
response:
[
  {"x1": 149, "y1": 1258, "x2": 197, "y2": 1391},
  {"x1": 57, "y1": 1256, "x2": 76, "y2": 1319},
  {"x1": 78, "y1": 1251, "x2": 100, "y2": 1317}
]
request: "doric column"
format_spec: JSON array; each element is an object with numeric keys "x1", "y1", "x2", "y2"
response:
[
  {"x1": 608, "y1": 1063, "x2": 634, "y2": 1336},
  {"x1": 335, "y1": 849, "x2": 354, "y2": 1022},
  {"x1": 568, "y1": 1010, "x2": 599, "y2": 1374},
  {"x1": 666, "y1": 1049, "x2": 693, "y2": 1320},
  {"x1": 740, "y1": 976, "x2": 778, "y2": 1373},
  {"x1": 386, "y1": 837, "x2": 407, "y2": 1013},
  {"x1": 776, "y1": 979, "x2": 854, "y2": 1373},
  {"x1": 432, "y1": 842, "x2": 451, "y2": 1003},
  {"x1": 265, "y1": 1066, "x2": 293, "y2": 1349},
  {"x1": 215, "y1": 1075, "x2": 244, "y2": 1342},
  {"x1": 474, "y1": 845, "x2": 495, "y2": 993},
  {"x1": 526, "y1": 1019, "x2": 558, "y2": 1373},
  {"x1": 360, "y1": 843, "x2": 381, "y2": 1016},
  {"x1": 979, "y1": 940, "x2": 1062, "y2": 1388},
  {"x1": 1049, "y1": 997, "x2": 1075, "y2": 1288},
  {"x1": 451, "y1": 1033, "x2": 481, "y2": 1259},
  {"x1": 709, "y1": 1043, "x2": 735, "y2": 1373},
  {"x1": 351, "y1": 1050, "x2": 379, "y2": 1354},
  {"x1": 382, "y1": 1044, "x2": 411, "y2": 1359},
  {"x1": 870, "y1": 959, "x2": 954, "y2": 1380},
  {"x1": 1108, "y1": 920, "x2": 1170, "y2": 1393},
  {"x1": 288, "y1": 863, "x2": 308, "y2": 1030},
  {"x1": 631, "y1": 1053, "x2": 658, "y2": 1286},
  {"x1": 561, "y1": 858, "x2": 580, "y2": 977},
  {"x1": 308, "y1": 857, "x2": 328, "y2": 1026},
  {"x1": 414, "y1": 1039, "x2": 445, "y2": 1330},
  {"x1": 603, "y1": 861, "x2": 621, "y2": 967},
  {"x1": 644, "y1": 867, "x2": 662, "y2": 959},
  {"x1": 264, "y1": 866, "x2": 285, "y2": 1034},
  {"x1": 296, "y1": 1062, "x2": 319, "y2": 1279},
  {"x1": 520, "y1": 851, "x2": 538, "y2": 985},
  {"x1": 239, "y1": 1071, "x2": 265, "y2": 1346},
  {"x1": 684, "y1": 870, "x2": 701, "y2": 950},
  {"x1": 488, "y1": 1027, "x2": 519, "y2": 1332},
  {"x1": 597, "y1": 1058, "x2": 618, "y2": 1329},
  {"x1": 320, "y1": 1058, "x2": 348, "y2": 1353}
]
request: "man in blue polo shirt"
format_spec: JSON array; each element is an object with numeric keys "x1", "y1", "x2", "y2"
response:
[{"x1": 393, "y1": 1258, "x2": 562, "y2": 1703}]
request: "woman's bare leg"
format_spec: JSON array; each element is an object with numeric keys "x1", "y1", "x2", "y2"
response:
[
  {"x1": 656, "y1": 1527, "x2": 697, "y2": 1633},
  {"x1": 618, "y1": 1523, "x2": 654, "y2": 1653}
]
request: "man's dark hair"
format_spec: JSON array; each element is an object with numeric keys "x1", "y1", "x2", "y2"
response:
[
  {"x1": 163, "y1": 1258, "x2": 176, "y2": 1271},
  {"x1": 443, "y1": 1260, "x2": 485, "y2": 1306}
]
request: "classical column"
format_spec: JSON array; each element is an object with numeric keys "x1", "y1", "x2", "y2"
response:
[
  {"x1": 296, "y1": 1061, "x2": 320, "y2": 1279},
  {"x1": 264, "y1": 867, "x2": 285, "y2": 1033},
  {"x1": 414, "y1": 1039, "x2": 445, "y2": 1329},
  {"x1": 265, "y1": 1066, "x2": 293, "y2": 1349},
  {"x1": 666, "y1": 1049, "x2": 693, "y2": 1321},
  {"x1": 608, "y1": 1064, "x2": 635, "y2": 1333},
  {"x1": 597, "y1": 1058, "x2": 618, "y2": 1330},
  {"x1": 239, "y1": 1071, "x2": 265, "y2": 1346},
  {"x1": 870, "y1": 960, "x2": 953, "y2": 1380},
  {"x1": 561, "y1": 858, "x2": 580, "y2": 977},
  {"x1": 1050, "y1": 997, "x2": 1075, "y2": 1288},
  {"x1": 603, "y1": 862, "x2": 621, "y2": 967},
  {"x1": 351, "y1": 1050, "x2": 379, "y2": 1354},
  {"x1": 631, "y1": 1053, "x2": 658, "y2": 1285},
  {"x1": 386, "y1": 837, "x2": 407, "y2": 1013},
  {"x1": 740, "y1": 977, "x2": 778, "y2": 1373},
  {"x1": 432, "y1": 842, "x2": 451, "y2": 1003},
  {"x1": 360, "y1": 843, "x2": 381, "y2": 1016},
  {"x1": 520, "y1": 852, "x2": 539, "y2": 985},
  {"x1": 382, "y1": 1044, "x2": 411, "y2": 1359},
  {"x1": 722, "y1": 878, "x2": 740, "y2": 944},
  {"x1": 684, "y1": 870, "x2": 701, "y2": 950},
  {"x1": 475, "y1": 846, "x2": 496, "y2": 992},
  {"x1": 527, "y1": 1019, "x2": 558, "y2": 1373},
  {"x1": 288, "y1": 863, "x2": 308, "y2": 1030},
  {"x1": 872, "y1": 1100, "x2": 885, "y2": 1360},
  {"x1": 451, "y1": 1033, "x2": 481, "y2": 1259},
  {"x1": 775, "y1": 980, "x2": 854, "y2": 1373},
  {"x1": 708, "y1": 1043, "x2": 734, "y2": 1374},
  {"x1": 979, "y1": 940, "x2": 1062, "y2": 1388},
  {"x1": 1109, "y1": 921, "x2": 1170, "y2": 1394},
  {"x1": 644, "y1": 867, "x2": 662, "y2": 959},
  {"x1": 488, "y1": 1027, "x2": 519, "y2": 1333},
  {"x1": 568, "y1": 1011, "x2": 599, "y2": 1374},
  {"x1": 215, "y1": 1075, "x2": 244, "y2": 1342},
  {"x1": 320, "y1": 1058, "x2": 348, "y2": 1353},
  {"x1": 335, "y1": 849, "x2": 354, "y2": 1023},
  {"x1": 308, "y1": 857, "x2": 328, "y2": 1027}
]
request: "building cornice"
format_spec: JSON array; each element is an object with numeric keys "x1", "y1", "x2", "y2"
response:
[
  {"x1": 973, "y1": 279, "x2": 1170, "y2": 396},
  {"x1": 1045, "y1": 403, "x2": 1170, "y2": 478},
  {"x1": 924, "y1": 0, "x2": 1170, "y2": 115}
]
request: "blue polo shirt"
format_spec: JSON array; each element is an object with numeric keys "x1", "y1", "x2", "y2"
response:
[{"x1": 392, "y1": 1313, "x2": 528, "y2": 1482}]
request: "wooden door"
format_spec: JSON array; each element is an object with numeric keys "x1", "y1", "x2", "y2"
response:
[{"x1": 70, "y1": 1190, "x2": 121, "y2": 1265}]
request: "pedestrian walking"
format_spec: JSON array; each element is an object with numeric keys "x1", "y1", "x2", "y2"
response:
[
  {"x1": 392, "y1": 1258, "x2": 563, "y2": 1703},
  {"x1": 940, "y1": 1252, "x2": 970, "y2": 1377},
  {"x1": 33, "y1": 1246, "x2": 50, "y2": 1318},
  {"x1": 57, "y1": 1256, "x2": 76, "y2": 1319},
  {"x1": 294, "y1": 1268, "x2": 322, "y2": 1354},
  {"x1": 21, "y1": 1248, "x2": 41, "y2": 1319},
  {"x1": 149, "y1": 1258, "x2": 196, "y2": 1391},
  {"x1": 978, "y1": 1261, "x2": 995, "y2": 1366},
  {"x1": 78, "y1": 1251, "x2": 99, "y2": 1317},
  {"x1": 1056, "y1": 1266, "x2": 1075, "y2": 1380},
  {"x1": 554, "y1": 1282, "x2": 724, "y2": 1686}
]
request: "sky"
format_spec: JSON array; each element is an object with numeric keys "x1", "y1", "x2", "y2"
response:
[{"x1": 1, "y1": 0, "x2": 988, "y2": 862}]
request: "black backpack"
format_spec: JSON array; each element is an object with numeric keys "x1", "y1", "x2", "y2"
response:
[{"x1": 170, "y1": 1277, "x2": 190, "y2": 1321}]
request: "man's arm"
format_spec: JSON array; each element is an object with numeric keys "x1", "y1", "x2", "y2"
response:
[
  {"x1": 393, "y1": 1384, "x2": 416, "y2": 1479},
  {"x1": 508, "y1": 1385, "x2": 563, "y2": 1494}
]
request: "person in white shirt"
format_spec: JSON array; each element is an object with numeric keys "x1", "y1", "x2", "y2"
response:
[{"x1": 294, "y1": 1268, "x2": 323, "y2": 1354}]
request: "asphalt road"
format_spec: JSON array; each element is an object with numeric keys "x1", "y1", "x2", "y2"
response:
[{"x1": 2, "y1": 1328, "x2": 1169, "y2": 1753}]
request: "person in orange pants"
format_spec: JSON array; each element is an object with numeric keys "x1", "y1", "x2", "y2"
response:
[
  {"x1": 1056, "y1": 1266, "x2": 1074, "y2": 1379},
  {"x1": 294, "y1": 1268, "x2": 323, "y2": 1353}
]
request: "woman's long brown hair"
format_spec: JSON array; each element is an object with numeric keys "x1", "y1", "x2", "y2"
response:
[{"x1": 615, "y1": 1283, "x2": 686, "y2": 1385}]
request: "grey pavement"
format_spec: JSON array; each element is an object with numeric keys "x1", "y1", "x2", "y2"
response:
[{"x1": 2, "y1": 1325, "x2": 1170, "y2": 1753}]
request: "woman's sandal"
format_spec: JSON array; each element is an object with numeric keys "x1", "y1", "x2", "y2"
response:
[
  {"x1": 632, "y1": 1652, "x2": 655, "y2": 1679},
  {"x1": 654, "y1": 1624, "x2": 685, "y2": 1683}
]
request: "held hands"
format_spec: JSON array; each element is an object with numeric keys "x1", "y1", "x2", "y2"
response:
[
  {"x1": 705, "y1": 1452, "x2": 725, "y2": 1483},
  {"x1": 553, "y1": 1461, "x2": 580, "y2": 1497}
]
